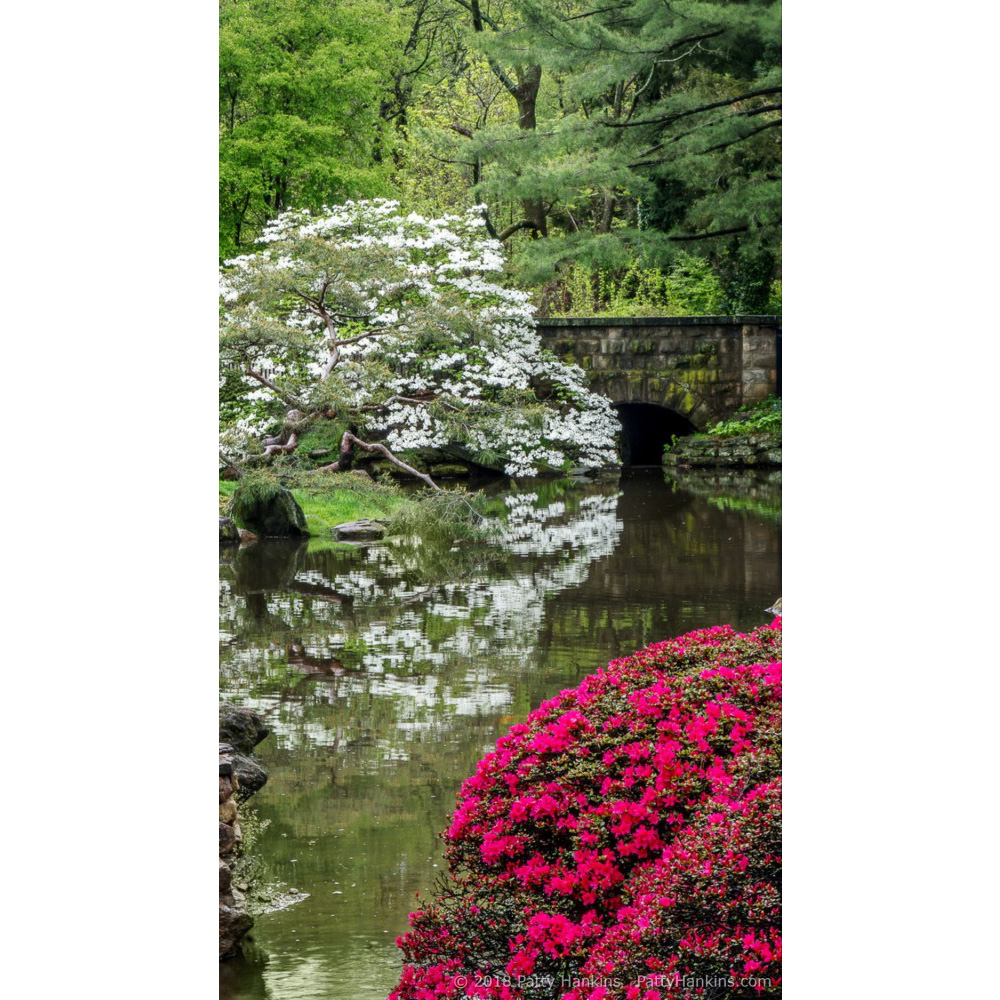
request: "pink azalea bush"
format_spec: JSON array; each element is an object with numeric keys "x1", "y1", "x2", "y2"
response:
[{"x1": 392, "y1": 621, "x2": 782, "y2": 1000}]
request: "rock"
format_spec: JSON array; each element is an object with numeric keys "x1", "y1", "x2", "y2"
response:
[
  {"x1": 220, "y1": 704, "x2": 269, "y2": 754},
  {"x1": 238, "y1": 528, "x2": 259, "y2": 544},
  {"x1": 219, "y1": 517, "x2": 240, "y2": 545},
  {"x1": 219, "y1": 711, "x2": 267, "y2": 961},
  {"x1": 220, "y1": 821, "x2": 237, "y2": 855},
  {"x1": 229, "y1": 752, "x2": 268, "y2": 796},
  {"x1": 333, "y1": 519, "x2": 387, "y2": 541},
  {"x1": 236, "y1": 485, "x2": 308, "y2": 537},
  {"x1": 428, "y1": 463, "x2": 470, "y2": 478},
  {"x1": 219, "y1": 860, "x2": 232, "y2": 893},
  {"x1": 219, "y1": 903, "x2": 254, "y2": 960},
  {"x1": 664, "y1": 431, "x2": 781, "y2": 469}
]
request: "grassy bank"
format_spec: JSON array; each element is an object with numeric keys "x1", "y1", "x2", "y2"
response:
[
  {"x1": 220, "y1": 468, "x2": 499, "y2": 547},
  {"x1": 220, "y1": 471, "x2": 409, "y2": 536}
]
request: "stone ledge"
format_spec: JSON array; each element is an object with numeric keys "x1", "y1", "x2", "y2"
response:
[
  {"x1": 665, "y1": 432, "x2": 782, "y2": 469},
  {"x1": 537, "y1": 315, "x2": 781, "y2": 329}
]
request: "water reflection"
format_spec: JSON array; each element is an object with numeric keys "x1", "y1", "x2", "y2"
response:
[{"x1": 219, "y1": 469, "x2": 780, "y2": 1000}]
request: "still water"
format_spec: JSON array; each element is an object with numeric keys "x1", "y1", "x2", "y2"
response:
[{"x1": 219, "y1": 468, "x2": 780, "y2": 1000}]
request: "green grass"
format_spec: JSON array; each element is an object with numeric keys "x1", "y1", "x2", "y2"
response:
[{"x1": 219, "y1": 472, "x2": 408, "y2": 536}]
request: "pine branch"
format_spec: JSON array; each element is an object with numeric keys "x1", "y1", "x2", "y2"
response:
[{"x1": 601, "y1": 87, "x2": 783, "y2": 130}]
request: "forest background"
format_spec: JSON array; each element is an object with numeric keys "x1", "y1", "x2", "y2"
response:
[{"x1": 220, "y1": 0, "x2": 781, "y2": 317}]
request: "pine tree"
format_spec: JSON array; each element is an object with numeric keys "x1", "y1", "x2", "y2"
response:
[{"x1": 423, "y1": 0, "x2": 781, "y2": 287}]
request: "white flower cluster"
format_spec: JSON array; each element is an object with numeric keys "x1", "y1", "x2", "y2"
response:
[{"x1": 221, "y1": 200, "x2": 619, "y2": 473}]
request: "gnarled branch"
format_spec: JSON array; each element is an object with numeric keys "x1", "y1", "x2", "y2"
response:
[{"x1": 318, "y1": 431, "x2": 440, "y2": 490}]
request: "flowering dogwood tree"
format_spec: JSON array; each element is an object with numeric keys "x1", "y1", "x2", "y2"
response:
[{"x1": 220, "y1": 200, "x2": 619, "y2": 484}]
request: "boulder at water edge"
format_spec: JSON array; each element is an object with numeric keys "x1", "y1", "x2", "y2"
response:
[
  {"x1": 237, "y1": 486, "x2": 308, "y2": 537},
  {"x1": 220, "y1": 702, "x2": 270, "y2": 755},
  {"x1": 219, "y1": 517, "x2": 240, "y2": 544},
  {"x1": 334, "y1": 519, "x2": 387, "y2": 541}
]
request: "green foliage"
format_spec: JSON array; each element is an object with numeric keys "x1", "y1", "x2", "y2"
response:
[
  {"x1": 219, "y1": 1, "x2": 782, "y2": 302},
  {"x1": 219, "y1": 0, "x2": 404, "y2": 257},
  {"x1": 386, "y1": 486, "x2": 501, "y2": 543},
  {"x1": 541, "y1": 253, "x2": 722, "y2": 317},
  {"x1": 292, "y1": 418, "x2": 351, "y2": 467},
  {"x1": 392, "y1": 0, "x2": 781, "y2": 284},
  {"x1": 229, "y1": 801, "x2": 274, "y2": 915},
  {"x1": 227, "y1": 470, "x2": 289, "y2": 525},
  {"x1": 718, "y1": 245, "x2": 779, "y2": 314},
  {"x1": 766, "y1": 278, "x2": 782, "y2": 314},
  {"x1": 707, "y1": 395, "x2": 782, "y2": 437},
  {"x1": 663, "y1": 255, "x2": 726, "y2": 315}
]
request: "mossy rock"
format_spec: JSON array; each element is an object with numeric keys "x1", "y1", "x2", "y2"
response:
[
  {"x1": 230, "y1": 481, "x2": 309, "y2": 537},
  {"x1": 219, "y1": 517, "x2": 240, "y2": 545},
  {"x1": 429, "y1": 463, "x2": 470, "y2": 478}
]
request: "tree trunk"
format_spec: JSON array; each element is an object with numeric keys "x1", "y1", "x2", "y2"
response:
[{"x1": 514, "y1": 66, "x2": 547, "y2": 237}]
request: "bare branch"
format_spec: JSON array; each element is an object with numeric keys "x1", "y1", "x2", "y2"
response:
[
  {"x1": 245, "y1": 368, "x2": 304, "y2": 408},
  {"x1": 318, "y1": 432, "x2": 441, "y2": 490}
]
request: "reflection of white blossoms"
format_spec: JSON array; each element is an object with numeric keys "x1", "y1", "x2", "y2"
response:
[{"x1": 220, "y1": 489, "x2": 623, "y2": 753}]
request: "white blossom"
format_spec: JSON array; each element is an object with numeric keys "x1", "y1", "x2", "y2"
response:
[{"x1": 220, "y1": 201, "x2": 619, "y2": 474}]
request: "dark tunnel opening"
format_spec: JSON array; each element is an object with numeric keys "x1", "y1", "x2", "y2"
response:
[{"x1": 614, "y1": 403, "x2": 697, "y2": 466}]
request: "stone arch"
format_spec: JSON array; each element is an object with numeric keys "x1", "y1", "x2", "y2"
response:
[
  {"x1": 601, "y1": 374, "x2": 713, "y2": 430},
  {"x1": 613, "y1": 402, "x2": 697, "y2": 466}
]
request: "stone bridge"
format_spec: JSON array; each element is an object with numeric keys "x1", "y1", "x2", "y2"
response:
[{"x1": 536, "y1": 316, "x2": 781, "y2": 464}]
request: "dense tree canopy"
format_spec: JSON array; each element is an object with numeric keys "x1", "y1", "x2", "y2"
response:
[
  {"x1": 219, "y1": 0, "x2": 404, "y2": 257},
  {"x1": 220, "y1": 0, "x2": 781, "y2": 309}
]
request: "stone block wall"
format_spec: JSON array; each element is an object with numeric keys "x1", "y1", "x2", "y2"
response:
[{"x1": 536, "y1": 316, "x2": 780, "y2": 430}]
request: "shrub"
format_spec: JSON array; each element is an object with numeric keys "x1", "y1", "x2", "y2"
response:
[
  {"x1": 707, "y1": 397, "x2": 782, "y2": 439},
  {"x1": 541, "y1": 255, "x2": 723, "y2": 319},
  {"x1": 391, "y1": 621, "x2": 782, "y2": 1000}
]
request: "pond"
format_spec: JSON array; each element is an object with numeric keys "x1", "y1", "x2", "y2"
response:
[{"x1": 219, "y1": 468, "x2": 781, "y2": 1000}]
